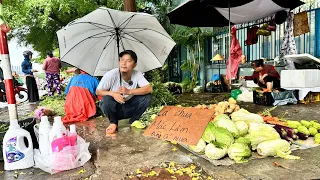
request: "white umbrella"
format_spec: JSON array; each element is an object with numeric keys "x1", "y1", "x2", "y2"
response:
[{"x1": 57, "y1": 7, "x2": 176, "y2": 76}]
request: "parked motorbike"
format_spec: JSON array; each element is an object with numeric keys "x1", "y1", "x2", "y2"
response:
[{"x1": 0, "y1": 81, "x2": 28, "y2": 103}]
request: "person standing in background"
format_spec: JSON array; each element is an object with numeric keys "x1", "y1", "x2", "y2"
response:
[
  {"x1": 42, "y1": 51, "x2": 62, "y2": 96},
  {"x1": 21, "y1": 50, "x2": 39, "y2": 103}
]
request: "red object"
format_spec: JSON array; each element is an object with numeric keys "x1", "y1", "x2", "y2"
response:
[
  {"x1": 51, "y1": 136, "x2": 69, "y2": 152},
  {"x1": 0, "y1": 23, "x2": 10, "y2": 33},
  {"x1": 245, "y1": 64, "x2": 280, "y2": 87},
  {"x1": 62, "y1": 86, "x2": 96, "y2": 123},
  {"x1": 226, "y1": 25, "x2": 242, "y2": 80},
  {"x1": 3, "y1": 79, "x2": 15, "y2": 103},
  {"x1": 0, "y1": 28, "x2": 9, "y2": 54},
  {"x1": 68, "y1": 135, "x2": 77, "y2": 146},
  {"x1": 245, "y1": 26, "x2": 259, "y2": 46}
]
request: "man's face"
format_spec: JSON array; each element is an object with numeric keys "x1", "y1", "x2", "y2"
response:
[{"x1": 119, "y1": 54, "x2": 136, "y2": 73}]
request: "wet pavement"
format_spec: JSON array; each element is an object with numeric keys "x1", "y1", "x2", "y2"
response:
[{"x1": 1, "y1": 94, "x2": 320, "y2": 179}]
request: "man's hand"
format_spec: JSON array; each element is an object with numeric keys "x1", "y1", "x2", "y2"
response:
[
  {"x1": 118, "y1": 86, "x2": 131, "y2": 95},
  {"x1": 112, "y1": 92, "x2": 125, "y2": 104},
  {"x1": 239, "y1": 76, "x2": 245, "y2": 80}
]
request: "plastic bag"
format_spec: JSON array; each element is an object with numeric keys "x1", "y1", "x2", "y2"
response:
[{"x1": 34, "y1": 136, "x2": 91, "y2": 174}]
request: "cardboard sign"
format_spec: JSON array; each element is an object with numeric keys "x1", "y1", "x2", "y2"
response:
[
  {"x1": 293, "y1": 11, "x2": 309, "y2": 37},
  {"x1": 143, "y1": 106, "x2": 215, "y2": 145}
]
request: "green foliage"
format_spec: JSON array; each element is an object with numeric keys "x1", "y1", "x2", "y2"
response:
[
  {"x1": 3, "y1": 0, "x2": 123, "y2": 56},
  {"x1": 39, "y1": 95, "x2": 66, "y2": 116},
  {"x1": 149, "y1": 69, "x2": 176, "y2": 107}
]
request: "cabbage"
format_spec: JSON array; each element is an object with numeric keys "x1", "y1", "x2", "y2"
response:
[
  {"x1": 257, "y1": 139, "x2": 300, "y2": 160},
  {"x1": 235, "y1": 137, "x2": 251, "y2": 146},
  {"x1": 230, "y1": 109, "x2": 264, "y2": 124},
  {"x1": 202, "y1": 122, "x2": 215, "y2": 143},
  {"x1": 228, "y1": 143, "x2": 251, "y2": 163},
  {"x1": 235, "y1": 121, "x2": 248, "y2": 136},
  {"x1": 205, "y1": 143, "x2": 227, "y2": 160},
  {"x1": 214, "y1": 114, "x2": 239, "y2": 138},
  {"x1": 212, "y1": 126, "x2": 234, "y2": 148},
  {"x1": 189, "y1": 138, "x2": 206, "y2": 153},
  {"x1": 247, "y1": 123, "x2": 280, "y2": 150}
]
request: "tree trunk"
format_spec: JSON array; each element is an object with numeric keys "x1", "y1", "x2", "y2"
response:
[{"x1": 123, "y1": 0, "x2": 136, "y2": 12}]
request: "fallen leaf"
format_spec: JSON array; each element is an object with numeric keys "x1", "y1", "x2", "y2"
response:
[
  {"x1": 19, "y1": 172, "x2": 26, "y2": 175},
  {"x1": 171, "y1": 176, "x2": 178, "y2": 180},
  {"x1": 166, "y1": 168, "x2": 174, "y2": 174},
  {"x1": 136, "y1": 169, "x2": 143, "y2": 174},
  {"x1": 169, "y1": 162, "x2": 175, "y2": 168},
  {"x1": 13, "y1": 174, "x2": 18, "y2": 178},
  {"x1": 162, "y1": 142, "x2": 169, "y2": 145},
  {"x1": 207, "y1": 176, "x2": 213, "y2": 180},
  {"x1": 172, "y1": 147, "x2": 177, "y2": 151},
  {"x1": 188, "y1": 153, "x2": 193, "y2": 156},
  {"x1": 77, "y1": 169, "x2": 85, "y2": 174},
  {"x1": 171, "y1": 141, "x2": 178, "y2": 144},
  {"x1": 147, "y1": 170, "x2": 158, "y2": 177},
  {"x1": 190, "y1": 164, "x2": 196, "y2": 170},
  {"x1": 83, "y1": 178, "x2": 89, "y2": 180},
  {"x1": 38, "y1": 172, "x2": 45, "y2": 175}
]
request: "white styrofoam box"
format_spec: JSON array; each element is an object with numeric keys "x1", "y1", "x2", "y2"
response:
[{"x1": 281, "y1": 70, "x2": 320, "y2": 88}]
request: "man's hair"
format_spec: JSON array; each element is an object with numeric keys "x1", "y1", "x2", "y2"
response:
[
  {"x1": 74, "y1": 68, "x2": 81, "y2": 75},
  {"x1": 46, "y1": 51, "x2": 54, "y2": 58},
  {"x1": 119, "y1": 50, "x2": 137, "y2": 63},
  {"x1": 251, "y1": 59, "x2": 264, "y2": 68}
]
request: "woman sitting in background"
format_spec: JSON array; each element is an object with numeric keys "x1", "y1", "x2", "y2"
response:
[{"x1": 240, "y1": 59, "x2": 280, "y2": 91}]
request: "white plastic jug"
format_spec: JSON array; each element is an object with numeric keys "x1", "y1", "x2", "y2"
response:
[
  {"x1": 2, "y1": 119, "x2": 34, "y2": 170},
  {"x1": 49, "y1": 116, "x2": 67, "y2": 153},
  {"x1": 38, "y1": 116, "x2": 52, "y2": 155}
]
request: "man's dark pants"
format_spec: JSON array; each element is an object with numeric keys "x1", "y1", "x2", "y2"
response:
[{"x1": 99, "y1": 94, "x2": 152, "y2": 126}]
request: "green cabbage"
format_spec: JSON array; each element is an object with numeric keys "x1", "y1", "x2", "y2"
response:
[
  {"x1": 235, "y1": 121, "x2": 248, "y2": 136},
  {"x1": 212, "y1": 126, "x2": 234, "y2": 148},
  {"x1": 189, "y1": 138, "x2": 206, "y2": 153},
  {"x1": 257, "y1": 139, "x2": 300, "y2": 160},
  {"x1": 228, "y1": 143, "x2": 252, "y2": 163},
  {"x1": 235, "y1": 137, "x2": 251, "y2": 147},
  {"x1": 214, "y1": 114, "x2": 239, "y2": 138},
  {"x1": 247, "y1": 123, "x2": 280, "y2": 150},
  {"x1": 202, "y1": 122, "x2": 215, "y2": 143},
  {"x1": 230, "y1": 109, "x2": 264, "y2": 124},
  {"x1": 315, "y1": 134, "x2": 320, "y2": 144},
  {"x1": 205, "y1": 143, "x2": 228, "y2": 160}
]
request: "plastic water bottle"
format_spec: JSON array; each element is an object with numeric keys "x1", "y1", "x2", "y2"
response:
[
  {"x1": 2, "y1": 119, "x2": 34, "y2": 170},
  {"x1": 38, "y1": 116, "x2": 51, "y2": 155}
]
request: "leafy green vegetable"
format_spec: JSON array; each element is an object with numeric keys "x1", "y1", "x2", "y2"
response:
[
  {"x1": 257, "y1": 139, "x2": 300, "y2": 160},
  {"x1": 228, "y1": 143, "x2": 252, "y2": 163},
  {"x1": 235, "y1": 121, "x2": 248, "y2": 137},
  {"x1": 202, "y1": 122, "x2": 215, "y2": 143},
  {"x1": 300, "y1": 120, "x2": 311, "y2": 128},
  {"x1": 39, "y1": 95, "x2": 66, "y2": 116},
  {"x1": 231, "y1": 109, "x2": 264, "y2": 124},
  {"x1": 189, "y1": 139, "x2": 206, "y2": 153},
  {"x1": 297, "y1": 126, "x2": 310, "y2": 136},
  {"x1": 204, "y1": 143, "x2": 227, "y2": 160},
  {"x1": 211, "y1": 126, "x2": 234, "y2": 148},
  {"x1": 214, "y1": 114, "x2": 239, "y2": 138},
  {"x1": 310, "y1": 121, "x2": 320, "y2": 130},
  {"x1": 247, "y1": 123, "x2": 280, "y2": 150},
  {"x1": 235, "y1": 137, "x2": 251, "y2": 147}
]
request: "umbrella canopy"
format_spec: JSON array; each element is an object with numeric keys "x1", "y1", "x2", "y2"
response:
[
  {"x1": 57, "y1": 7, "x2": 176, "y2": 76},
  {"x1": 168, "y1": 0, "x2": 304, "y2": 27}
]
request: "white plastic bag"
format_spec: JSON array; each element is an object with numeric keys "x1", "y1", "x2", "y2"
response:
[{"x1": 34, "y1": 136, "x2": 91, "y2": 174}]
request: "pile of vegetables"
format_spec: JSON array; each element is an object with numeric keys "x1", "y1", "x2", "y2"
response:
[
  {"x1": 38, "y1": 95, "x2": 66, "y2": 116},
  {"x1": 131, "y1": 106, "x2": 163, "y2": 129},
  {"x1": 187, "y1": 104, "x2": 301, "y2": 163},
  {"x1": 212, "y1": 98, "x2": 240, "y2": 116},
  {"x1": 274, "y1": 120, "x2": 320, "y2": 143}
]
